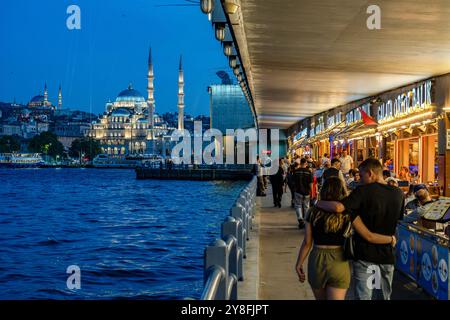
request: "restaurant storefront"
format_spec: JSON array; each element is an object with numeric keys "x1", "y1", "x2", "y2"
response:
[
  {"x1": 287, "y1": 74, "x2": 450, "y2": 195},
  {"x1": 374, "y1": 80, "x2": 437, "y2": 185},
  {"x1": 286, "y1": 75, "x2": 450, "y2": 300},
  {"x1": 288, "y1": 127, "x2": 308, "y2": 159}
]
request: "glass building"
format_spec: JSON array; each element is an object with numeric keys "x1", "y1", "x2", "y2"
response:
[{"x1": 208, "y1": 84, "x2": 256, "y2": 133}]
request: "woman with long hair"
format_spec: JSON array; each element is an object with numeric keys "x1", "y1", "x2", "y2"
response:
[{"x1": 295, "y1": 177, "x2": 396, "y2": 300}]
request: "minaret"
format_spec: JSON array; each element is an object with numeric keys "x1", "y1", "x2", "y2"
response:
[
  {"x1": 147, "y1": 47, "x2": 155, "y2": 131},
  {"x1": 44, "y1": 82, "x2": 48, "y2": 104},
  {"x1": 58, "y1": 84, "x2": 62, "y2": 109},
  {"x1": 177, "y1": 55, "x2": 184, "y2": 131}
]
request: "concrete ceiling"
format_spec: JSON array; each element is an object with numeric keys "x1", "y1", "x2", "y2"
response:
[{"x1": 230, "y1": 0, "x2": 450, "y2": 128}]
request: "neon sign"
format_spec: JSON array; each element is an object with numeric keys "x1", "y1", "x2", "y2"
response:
[{"x1": 377, "y1": 80, "x2": 432, "y2": 123}]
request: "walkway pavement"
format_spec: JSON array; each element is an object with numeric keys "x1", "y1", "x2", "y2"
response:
[{"x1": 239, "y1": 184, "x2": 432, "y2": 300}]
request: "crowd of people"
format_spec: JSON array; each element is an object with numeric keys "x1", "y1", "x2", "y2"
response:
[{"x1": 255, "y1": 151, "x2": 436, "y2": 300}]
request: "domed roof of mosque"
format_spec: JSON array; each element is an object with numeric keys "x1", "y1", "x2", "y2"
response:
[
  {"x1": 30, "y1": 95, "x2": 45, "y2": 103},
  {"x1": 116, "y1": 83, "x2": 145, "y2": 103}
]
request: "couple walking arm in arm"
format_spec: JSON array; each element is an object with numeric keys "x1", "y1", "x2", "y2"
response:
[{"x1": 316, "y1": 200, "x2": 396, "y2": 245}]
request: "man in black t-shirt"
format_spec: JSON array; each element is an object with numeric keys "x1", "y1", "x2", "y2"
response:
[
  {"x1": 322, "y1": 158, "x2": 346, "y2": 188},
  {"x1": 316, "y1": 158, "x2": 403, "y2": 300},
  {"x1": 293, "y1": 158, "x2": 313, "y2": 228}
]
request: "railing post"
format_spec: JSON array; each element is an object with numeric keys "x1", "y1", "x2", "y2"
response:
[
  {"x1": 200, "y1": 177, "x2": 258, "y2": 300},
  {"x1": 222, "y1": 217, "x2": 243, "y2": 281},
  {"x1": 231, "y1": 204, "x2": 248, "y2": 239},
  {"x1": 228, "y1": 273, "x2": 238, "y2": 300},
  {"x1": 204, "y1": 239, "x2": 228, "y2": 300}
]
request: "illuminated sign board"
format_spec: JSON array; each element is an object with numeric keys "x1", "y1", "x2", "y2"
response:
[
  {"x1": 327, "y1": 112, "x2": 342, "y2": 128},
  {"x1": 294, "y1": 128, "x2": 308, "y2": 143},
  {"x1": 346, "y1": 103, "x2": 371, "y2": 126},
  {"x1": 310, "y1": 116, "x2": 325, "y2": 138},
  {"x1": 377, "y1": 80, "x2": 432, "y2": 123},
  {"x1": 316, "y1": 117, "x2": 325, "y2": 134}
]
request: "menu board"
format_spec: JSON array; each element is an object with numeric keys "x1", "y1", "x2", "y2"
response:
[{"x1": 422, "y1": 197, "x2": 450, "y2": 222}]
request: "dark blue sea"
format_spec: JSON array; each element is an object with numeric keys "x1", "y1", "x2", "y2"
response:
[{"x1": 0, "y1": 168, "x2": 247, "y2": 299}]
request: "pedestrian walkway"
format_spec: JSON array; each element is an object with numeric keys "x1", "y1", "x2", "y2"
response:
[
  {"x1": 238, "y1": 185, "x2": 314, "y2": 299},
  {"x1": 257, "y1": 188, "x2": 315, "y2": 299},
  {"x1": 238, "y1": 185, "x2": 432, "y2": 300}
]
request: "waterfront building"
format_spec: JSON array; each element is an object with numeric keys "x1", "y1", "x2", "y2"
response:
[
  {"x1": 54, "y1": 122, "x2": 92, "y2": 149},
  {"x1": 208, "y1": 84, "x2": 255, "y2": 133},
  {"x1": 208, "y1": 84, "x2": 257, "y2": 163},
  {"x1": 87, "y1": 48, "x2": 178, "y2": 156}
]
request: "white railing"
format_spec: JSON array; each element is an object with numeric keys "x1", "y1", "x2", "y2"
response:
[{"x1": 200, "y1": 177, "x2": 257, "y2": 300}]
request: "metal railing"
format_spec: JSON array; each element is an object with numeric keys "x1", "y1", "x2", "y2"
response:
[{"x1": 200, "y1": 177, "x2": 257, "y2": 300}]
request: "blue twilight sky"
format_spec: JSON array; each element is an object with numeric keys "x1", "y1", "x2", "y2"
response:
[{"x1": 0, "y1": 0, "x2": 230, "y2": 116}]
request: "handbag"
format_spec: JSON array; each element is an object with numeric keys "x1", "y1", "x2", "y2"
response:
[{"x1": 342, "y1": 220, "x2": 355, "y2": 260}]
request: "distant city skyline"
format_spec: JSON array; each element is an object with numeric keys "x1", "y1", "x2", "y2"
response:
[{"x1": 0, "y1": 0, "x2": 231, "y2": 116}]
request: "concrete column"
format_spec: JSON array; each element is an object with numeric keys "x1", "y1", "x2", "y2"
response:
[{"x1": 434, "y1": 75, "x2": 450, "y2": 195}]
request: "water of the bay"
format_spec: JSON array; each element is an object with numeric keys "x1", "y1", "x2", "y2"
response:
[{"x1": 0, "y1": 168, "x2": 247, "y2": 299}]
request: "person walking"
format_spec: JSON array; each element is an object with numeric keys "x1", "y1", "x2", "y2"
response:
[
  {"x1": 322, "y1": 158, "x2": 347, "y2": 191},
  {"x1": 295, "y1": 177, "x2": 396, "y2": 300},
  {"x1": 347, "y1": 169, "x2": 361, "y2": 191},
  {"x1": 340, "y1": 149, "x2": 354, "y2": 176},
  {"x1": 305, "y1": 155, "x2": 316, "y2": 169},
  {"x1": 270, "y1": 158, "x2": 285, "y2": 208},
  {"x1": 286, "y1": 162, "x2": 296, "y2": 207},
  {"x1": 316, "y1": 158, "x2": 403, "y2": 300},
  {"x1": 256, "y1": 156, "x2": 266, "y2": 196},
  {"x1": 321, "y1": 153, "x2": 330, "y2": 168},
  {"x1": 293, "y1": 158, "x2": 313, "y2": 228},
  {"x1": 282, "y1": 158, "x2": 289, "y2": 193}
]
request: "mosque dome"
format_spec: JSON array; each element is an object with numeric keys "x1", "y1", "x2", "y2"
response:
[
  {"x1": 111, "y1": 108, "x2": 132, "y2": 117},
  {"x1": 30, "y1": 95, "x2": 45, "y2": 103},
  {"x1": 115, "y1": 84, "x2": 145, "y2": 103}
]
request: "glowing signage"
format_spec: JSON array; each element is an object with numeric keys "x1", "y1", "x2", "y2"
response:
[
  {"x1": 377, "y1": 80, "x2": 432, "y2": 123},
  {"x1": 327, "y1": 112, "x2": 342, "y2": 128},
  {"x1": 310, "y1": 116, "x2": 325, "y2": 137},
  {"x1": 294, "y1": 128, "x2": 308, "y2": 143},
  {"x1": 346, "y1": 103, "x2": 371, "y2": 126}
]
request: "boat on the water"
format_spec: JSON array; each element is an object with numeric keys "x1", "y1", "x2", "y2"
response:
[
  {"x1": 0, "y1": 153, "x2": 45, "y2": 168},
  {"x1": 92, "y1": 154, "x2": 164, "y2": 168}
]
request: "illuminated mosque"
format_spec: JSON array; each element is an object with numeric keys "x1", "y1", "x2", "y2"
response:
[{"x1": 88, "y1": 48, "x2": 185, "y2": 155}]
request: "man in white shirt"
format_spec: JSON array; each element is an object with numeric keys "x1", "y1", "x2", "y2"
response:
[{"x1": 340, "y1": 149, "x2": 354, "y2": 175}]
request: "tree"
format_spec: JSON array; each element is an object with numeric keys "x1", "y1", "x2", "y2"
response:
[
  {"x1": 28, "y1": 131, "x2": 65, "y2": 158},
  {"x1": 69, "y1": 138, "x2": 102, "y2": 160},
  {"x1": 0, "y1": 135, "x2": 21, "y2": 153}
]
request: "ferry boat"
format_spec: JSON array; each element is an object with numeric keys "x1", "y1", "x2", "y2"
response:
[
  {"x1": 0, "y1": 153, "x2": 45, "y2": 168},
  {"x1": 92, "y1": 154, "x2": 164, "y2": 168}
]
